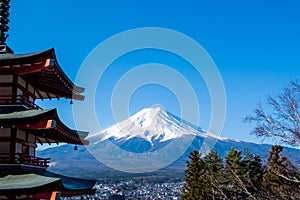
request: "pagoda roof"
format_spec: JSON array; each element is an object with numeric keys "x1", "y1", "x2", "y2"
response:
[
  {"x1": 0, "y1": 48, "x2": 84, "y2": 100},
  {"x1": 0, "y1": 173, "x2": 60, "y2": 191},
  {"x1": 0, "y1": 109, "x2": 89, "y2": 145},
  {"x1": 0, "y1": 166, "x2": 96, "y2": 196}
]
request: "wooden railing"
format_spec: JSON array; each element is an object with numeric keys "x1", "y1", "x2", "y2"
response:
[
  {"x1": 0, "y1": 153, "x2": 50, "y2": 167},
  {"x1": 0, "y1": 95, "x2": 42, "y2": 110}
]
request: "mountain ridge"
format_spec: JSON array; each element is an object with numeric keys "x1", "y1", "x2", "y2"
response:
[
  {"x1": 89, "y1": 106, "x2": 221, "y2": 147},
  {"x1": 37, "y1": 107, "x2": 300, "y2": 179}
]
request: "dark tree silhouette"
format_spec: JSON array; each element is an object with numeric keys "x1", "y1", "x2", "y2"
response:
[
  {"x1": 181, "y1": 150, "x2": 206, "y2": 200},
  {"x1": 225, "y1": 148, "x2": 255, "y2": 199},
  {"x1": 245, "y1": 80, "x2": 300, "y2": 147},
  {"x1": 181, "y1": 146, "x2": 299, "y2": 199},
  {"x1": 202, "y1": 151, "x2": 227, "y2": 199},
  {"x1": 241, "y1": 150, "x2": 264, "y2": 196},
  {"x1": 263, "y1": 145, "x2": 300, "y2": 200}
]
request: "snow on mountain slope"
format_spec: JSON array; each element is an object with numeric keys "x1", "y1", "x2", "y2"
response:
[{"x1": 89, "y1": 106, "x2": 207, "y2": 144}]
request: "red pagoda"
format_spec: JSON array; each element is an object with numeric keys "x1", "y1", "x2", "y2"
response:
[{"x1": 0, "y1": 0, "x2": 95, "y2": 199}]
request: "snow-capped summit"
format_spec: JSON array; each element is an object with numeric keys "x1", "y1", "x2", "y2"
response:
[
  {"x1": 130, "y1": 106, "x2": 165, "y2": 128},
  {"x1": 89, "y1": 106, "x2": 205, "y2": 144}
]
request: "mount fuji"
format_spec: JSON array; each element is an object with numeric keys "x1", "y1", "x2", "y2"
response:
[
  {"x1": 88, "y1": 106, "x2": 208, "y2": 153},
  {"x1": 37, "y1": 107, "x2": 300, "y2": 179}
]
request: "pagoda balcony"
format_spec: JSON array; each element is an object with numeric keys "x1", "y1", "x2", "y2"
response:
[
  {"x1": 0, "y1": 153, "x2": 50, "y2": 167},
  {"x1": 0, "y1": 95, "x2": 42, "y2": 110}
]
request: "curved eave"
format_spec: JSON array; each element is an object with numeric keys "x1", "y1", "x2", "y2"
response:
[
  {"x1": 0, "y1": 48, "x2": 85, "y2": 100},
  {"x1": 0, "y1": 49, "x2": 54, "y2": 65},
  {"x1": 50, "y1": 49, "x2": 85, "y2": 94},
  {"x1": 40, "y1": 170, "x2": 96, "y2": 196},
  {"x1": 0, "y1": 109, "x2": 89, "y2": 145},
  {"x1": 0, "y1": 167, "x2": 96, "y2": 196},
  {"x1": 0, "y1": 174, "x2": 61, "y2": 192},
  {"x1": 51, "y1": 109, "x2": 89, "y2": 145}
]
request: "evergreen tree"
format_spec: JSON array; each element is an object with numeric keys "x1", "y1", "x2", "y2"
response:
[
  {"x1": 203, "y1": 151, "x2": 227, "y2": 200},
  {"x1": 224, "y1": 148, "x2": 245, "y2": 199},
  {"x1": 263, "y1": 145, "x2": 300, "y2": 200},
  {"x1": 181, "y1": 146, "x2": 299, "y2": 199},
  {"x1": 181, "y1": 150, "x2": 206, "y2": 200},
  {"x1": 241, "y1": 150, "x2": 264, "y2": 198},
  {"x1": 224, "y1": 148, "x2": 260, "y2": 199}
]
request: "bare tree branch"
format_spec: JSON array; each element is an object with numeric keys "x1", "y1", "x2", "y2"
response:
[
  {"x1": 206, "y1": 168, "x2": 228, "y2": 200},
  {"x1": 226, "y1": 164, "x2": 256, "y2": 200},
  {"x1": 272, "y1": 170, "x2": 300, "y2": 184},
  {"x1": 244, "y1": 80, "x2": 300, "y2": 147}
]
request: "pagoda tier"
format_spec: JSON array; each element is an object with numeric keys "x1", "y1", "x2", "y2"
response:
[
  {"x1": 0, "y1": 48, "x2": 84, "y2": 110},
  {"x1": 0, "y1": 109, "x2": 89, "y2": 168},
  {"x1": 0, "y1": 166, "x2": 96, "y2": 198},
  {"x1": 0, "y1": 108, "x2": 89, "y2": 145}
]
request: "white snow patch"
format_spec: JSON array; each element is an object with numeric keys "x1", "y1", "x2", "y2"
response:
[{"x1": 89, "y1": 106, "x2": 228, "y2": 144}]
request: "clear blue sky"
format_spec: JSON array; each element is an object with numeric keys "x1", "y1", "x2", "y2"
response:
[{"x1": 8, "y1": 1, "x2": 300, "y2": 144}]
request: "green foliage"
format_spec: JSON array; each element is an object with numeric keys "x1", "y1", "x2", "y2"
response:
[
  {"x1": 202, "y1": 151, "x2": 226, "y2": 199},
  {"x1": 181, "y1": 146, "x2": 299, "y2": 200},
  {"x1": 263, "y1": 145, "x2": 300, "y2": 199},
  {"x1": 242, "y1": 150, "x2": 264, "y2": 194},
  {"x1": 181, "y1": 150, "x2": 206, "y2": 200},
  {"x1": 181, "y1": 150, "x2": 226, "y2": 200},
  {"x1": 225, "y1": 148, "x2": 247, "y2": 198}
]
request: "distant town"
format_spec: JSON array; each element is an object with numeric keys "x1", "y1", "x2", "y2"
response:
[{"x1": 61, "y1": 180, "x2": 184, "y2": 200}]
